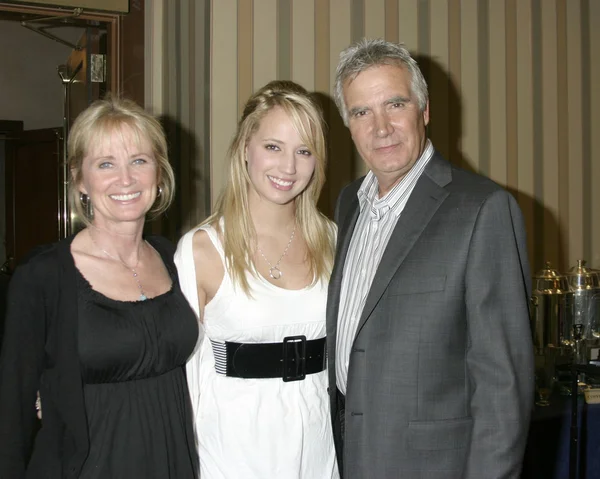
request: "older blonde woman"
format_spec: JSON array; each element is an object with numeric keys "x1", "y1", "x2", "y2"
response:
[{"x1": 0, "y1": 96, "x2": 198, "y2": 478}]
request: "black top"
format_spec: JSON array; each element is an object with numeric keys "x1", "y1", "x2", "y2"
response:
[
  {"x1": 76, "y1": 266, "x2": 197, "y2": 478},
  {"x1": 0, "y1": 235, "x2": 199, "y2": 479}
]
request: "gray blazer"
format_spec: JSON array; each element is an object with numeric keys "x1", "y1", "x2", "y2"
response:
[{"x1": 327, "y1": 151, "x2": 534, "y2": 479}]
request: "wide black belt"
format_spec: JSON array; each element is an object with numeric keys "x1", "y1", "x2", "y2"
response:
[{"x1": 211, "y1": 335, "x2": 326, "y2": 382}]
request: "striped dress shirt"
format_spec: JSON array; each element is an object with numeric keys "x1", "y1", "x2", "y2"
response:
[{"x1": 335, "y1": 140, "x2": 434, "y2": 395}]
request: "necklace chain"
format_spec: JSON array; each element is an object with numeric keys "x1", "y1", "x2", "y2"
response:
[
  {"x1": 256, "y1": 224, "x2": 296, "y2": 280},
  {"x1": 89, "y1": 230, "x2": 148, "y2": 301}
]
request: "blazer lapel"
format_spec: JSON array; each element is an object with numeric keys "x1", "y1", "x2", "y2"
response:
[
  {"x1": 332, "y1": 195, "x2": 361, "y2": 287},
  {"x1": 355, "y1": 154, "x2": 451, "y2": 336},
  {"x1": 326, "y1": 192, "x2": 360, "y2": 375}
]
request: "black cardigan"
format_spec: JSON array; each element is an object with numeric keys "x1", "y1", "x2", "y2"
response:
[{"x1": 0, "y1": 235, "x2": 179, "y2": 478}]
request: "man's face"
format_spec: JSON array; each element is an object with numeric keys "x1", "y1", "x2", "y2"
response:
[{"x1": 343, "y1": 64, "x2": 429, "y2": 196}]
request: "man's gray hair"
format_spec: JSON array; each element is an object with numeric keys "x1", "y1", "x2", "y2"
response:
[{"x1": 333, "y1": 38, "x2": 429, "y2": 126}]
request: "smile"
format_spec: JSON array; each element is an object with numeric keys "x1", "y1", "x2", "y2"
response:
[
  {"x1": 267, "y1": 176, "x2": 293, "y2": 187},
  {"x1": 110, "y1": 192, "x2": 141, "y2": 201}
]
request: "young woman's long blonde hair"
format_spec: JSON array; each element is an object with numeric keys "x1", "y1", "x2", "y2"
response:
[{"x1": 203, "y1": 80, "x2": 335, "y2": 295}]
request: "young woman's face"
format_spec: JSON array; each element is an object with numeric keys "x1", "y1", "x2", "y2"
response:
[{"x1": 245, "y1": 106, "x2": 316, "y2": 207}]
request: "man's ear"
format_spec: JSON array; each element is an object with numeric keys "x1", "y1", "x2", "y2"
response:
[{"x1": 423, "y1": 100, "x2": 430, "y2": 127}]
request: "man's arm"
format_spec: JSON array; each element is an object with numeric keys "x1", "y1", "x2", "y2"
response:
[{"x1": 463, "y1": 189, "x2": 534, "y2": 478}]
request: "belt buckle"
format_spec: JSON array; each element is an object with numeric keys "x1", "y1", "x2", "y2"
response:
[{"x1": 282, "y1": 335, "x2": 306, "y2": 382}]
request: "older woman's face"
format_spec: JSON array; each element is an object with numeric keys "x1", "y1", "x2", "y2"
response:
[{"x1": 78, "y1": 125, "x2": 158, "y2": 228}]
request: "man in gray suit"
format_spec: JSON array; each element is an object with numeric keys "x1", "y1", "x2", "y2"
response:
[{"x1": 327, "y1": 38, "x2": 534, "y2": 479}]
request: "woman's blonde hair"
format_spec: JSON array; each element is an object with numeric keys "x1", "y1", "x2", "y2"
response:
[
  {"x1": 203, "y1": 80, "x2": 335, "y2": 295},
  {"x1": 67, "y1": 94, "x2": 175, "y2": 224}
]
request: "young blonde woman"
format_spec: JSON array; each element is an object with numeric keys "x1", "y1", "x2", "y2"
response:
[{"x1": 175, "y1": 80, "x2": 339, "y2": 478}]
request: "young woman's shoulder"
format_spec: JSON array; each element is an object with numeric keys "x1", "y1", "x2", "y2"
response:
[{"x1": 192, "y1": 224, "x2": 222, "y2": 266}]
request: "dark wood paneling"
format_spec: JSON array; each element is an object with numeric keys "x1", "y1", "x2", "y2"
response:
[
  {"x1": 5, "y1": 128, "x2": 61, "y2": 268},
  {"x1": 119, "y1": 0, "x2": 143, "y2": 104}
]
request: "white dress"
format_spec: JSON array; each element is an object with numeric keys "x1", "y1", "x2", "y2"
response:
[{"x1": 175, "y1": 224, "x2": 339, "y2": 479}]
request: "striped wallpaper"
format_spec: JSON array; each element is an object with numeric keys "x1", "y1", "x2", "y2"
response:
[
  {"x1": 145, "y1": 0, "x2": 211, "y2": 239},
  {"x1": 147, "y1": 0, "x2": 600, "y2": 274}
]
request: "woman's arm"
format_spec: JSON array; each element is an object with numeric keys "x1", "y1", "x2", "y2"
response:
[
  {"x1": 174, "y1": 227, "x2": 223, "y2": 422},
  {"x1": 0, "y1": 260, "x2": 49, "y2": 476}
]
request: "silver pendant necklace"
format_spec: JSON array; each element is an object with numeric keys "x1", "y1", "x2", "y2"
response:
[
  {"x1": 89, "y1": 230, "x2": 148, "y2": 301},
  {"x1": 256, "y1": 224, "x2": 296, "y2": 280}
]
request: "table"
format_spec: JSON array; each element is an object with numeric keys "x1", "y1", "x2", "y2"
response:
[{"x1": 521, "y1": 390, "x2": 600, "y2": 478}]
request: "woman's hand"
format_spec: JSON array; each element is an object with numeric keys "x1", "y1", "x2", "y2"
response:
[{"x1": 35, "y1": 391, "x2": 42, "y2": 420}]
